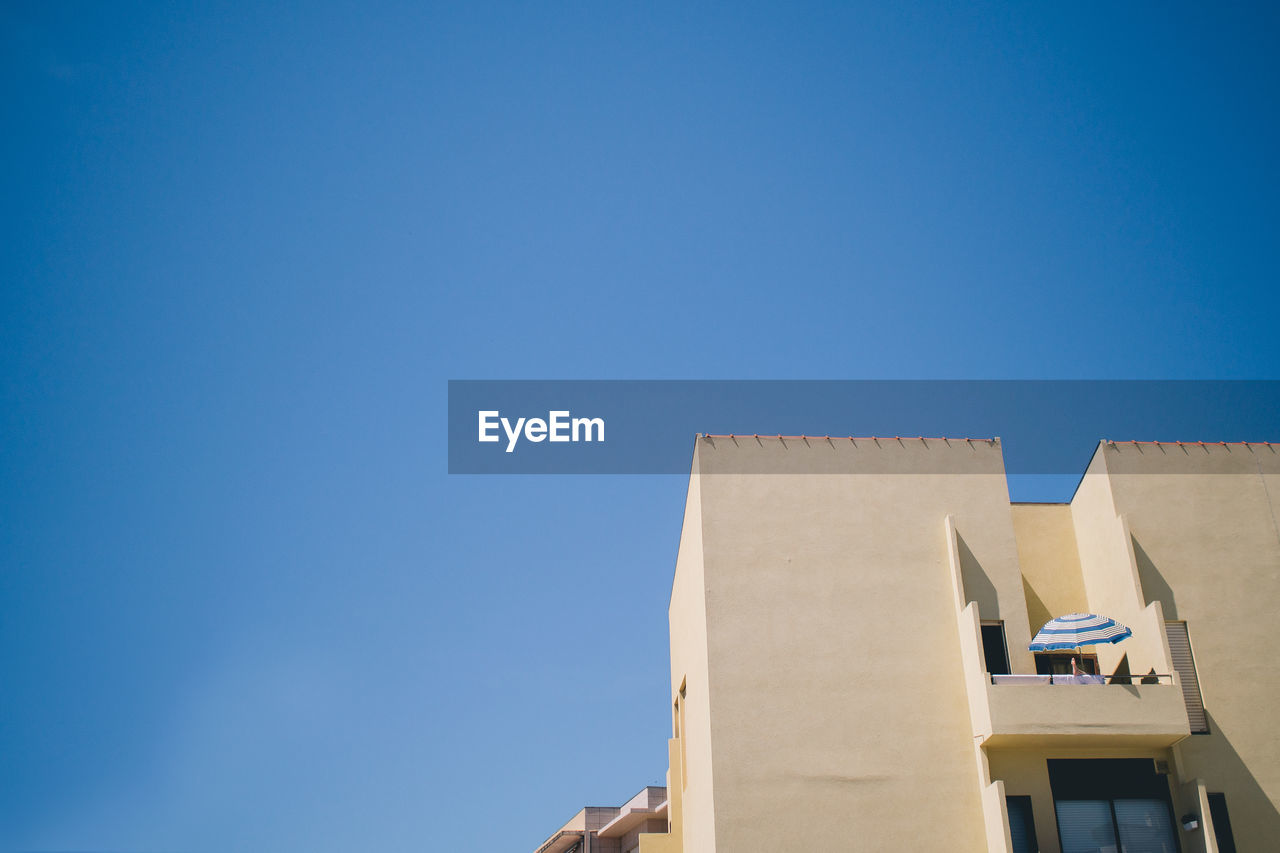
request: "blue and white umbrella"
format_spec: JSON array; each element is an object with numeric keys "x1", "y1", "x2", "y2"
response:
[{"x1": 1029, "y1": 613, "x2": 1132, "y2": 651}]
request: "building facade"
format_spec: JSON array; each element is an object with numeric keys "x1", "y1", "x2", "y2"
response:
[
  {"x1": 534, "y1": 787, "x2": 668, "y2": 853},
  {"x1": 634, "y1": 435, "x2": 1280, "y2": 852}
]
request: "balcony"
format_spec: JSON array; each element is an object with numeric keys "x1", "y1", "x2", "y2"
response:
[
  {"x1": 980, "y1": 673, "x2": 1191, "y2": 748},
  {"x1": 943, "y1": 516, "x2": 1193, "y2": 750}
]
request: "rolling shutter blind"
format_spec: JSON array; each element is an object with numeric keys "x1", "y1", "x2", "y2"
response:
[
  {"x1": 1165, "y1": 621, "x2": 1208, "y2": 733},
  {"x1": 1055, "y1": 800, "x2": 1116, "y2": 853},
  {"x1": 1114, "y1": 798, "x2": 1178, "y2": 852},
  {"x1": 1006, "y1": 796, "x2": 1038, "y2": 853}
]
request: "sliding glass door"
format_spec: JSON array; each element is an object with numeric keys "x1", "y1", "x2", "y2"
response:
[
  {"x1": 1049, "y1": 759, "x2": 1180, "y2": 853},
  {"x1": 1055, "y1": 798, "x2": 1177, "y2": 853}
]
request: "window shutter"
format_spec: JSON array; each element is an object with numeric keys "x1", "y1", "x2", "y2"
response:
[
  {"x1": 1165, "y1": 621, "x2": 1208, "y2": 733},
  {"x1": 1054, "y1": 800, "x2": 1117, "y2": 853},
  {"x1": 1006, "y1": 796, "x2": 1038, "y2": 853},
  {"x1": 1114, "y1": 798, "x2": 1178, "y2": 852}
]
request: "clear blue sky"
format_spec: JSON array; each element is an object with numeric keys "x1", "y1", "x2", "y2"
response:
[{"x1": 2, "y1": 2, "x2": 1278, "y2": 851}]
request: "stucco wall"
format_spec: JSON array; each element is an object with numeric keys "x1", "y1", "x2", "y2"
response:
[
  {"x1": 690, "y1": 436, "x2": 1020, "y2": 851},
  {"x1": 1102, "y1": 442, "x2": 1280, "y2": 849},
  {"x1": 666, "y1": 453, "x2": 715, "y2": 853},
  {"x1": 1011, "y1": 504, "x2": 1088, "y2": 639},
  {"x1": 1069, "y1": 453, "x2": 1171, "y2": 679}
]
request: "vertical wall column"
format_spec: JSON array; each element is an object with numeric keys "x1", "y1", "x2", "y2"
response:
[
  {"x1": 1176, "y1": 778, "x2": 1219, "y2": 853},
  {"x1": 637, "y1": 740, "x2": 683, "y2": 853},
  {"x1": 946, "y1": 515, "x2": 1010, "y2": 852}
]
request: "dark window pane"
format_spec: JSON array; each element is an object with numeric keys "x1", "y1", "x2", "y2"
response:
[
  {"x1": 1208, "y1": 793, "x2": 1237, "y2": 853},
  {"x1": 1048, "y1": 758, "x2": 1170, "y2": 801},
  {"x1": 982, "y1": 623, "x2": 1011, "y2": 675},
  {"x1": 1035, "y1": 653, "x2": 1097, "y2": 676},
  {"x1": 1006, "y1": 795, "x2": 1039, "y2": 853}
]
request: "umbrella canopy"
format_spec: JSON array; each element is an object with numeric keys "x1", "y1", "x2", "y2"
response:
[{"x1": 1029, "y1": 613, "x2": 1132, "y2": 651}]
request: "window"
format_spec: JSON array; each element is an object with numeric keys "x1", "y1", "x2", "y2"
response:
[
  {"x1": 1055, "y1": 800, "x2": 1116, "y2": 853},
  {"x1": 1054, "y1": 798, "x2": 1179, "y2": 852},
  {"x1": 1165, "y1": 621, "x2": 1208, "y2": 733},
  {"x1": 1208, "y1": 793, "x2": 1237, "y2": 853},
  {"x1": 1113, "y1": 799, "x2": 1178, "y2": 850},
  {"x1": 677, "y1": 682, "x2": 688, "y2": 790},
  {"x1": 981, "y1": 621, "x2": 1011, "y2": 675},
  {"x1": 1035, "y1": 653, "x2": 1098, "y2": 676},
  {"x1": 1006, "y1": 795, "x2": 1039, "y2": 853},
  {"x1": 1049, "y1": 760, "x2": 1179, "y2": 853}
]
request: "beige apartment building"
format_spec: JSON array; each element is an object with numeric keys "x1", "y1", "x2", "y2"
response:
[
  {"x1": 628, "y1": 435, "x2": 1280, "y2": 852},
  {"x1": 534, "y1": 786, "x2": 669, "y2": 853}
]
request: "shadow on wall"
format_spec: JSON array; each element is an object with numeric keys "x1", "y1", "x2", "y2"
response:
[
  {"x1": 1022, "y1": 575, "x2": 1051, "y2": 636},
  {"x1": 1195, "y1": 711, "x2": 1280, "y2": 847},
  {"x1": 957, "y1": 532, "x2": 999, "y2": 620},
  {"x1": 1133, "y1": 536, "x2": 1178, "y2": 619},
  {"x1": 1107, "y1": 654, "x2": 1160, "y2": 688}
]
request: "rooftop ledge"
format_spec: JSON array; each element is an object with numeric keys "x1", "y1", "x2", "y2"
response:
[{"x1": 597, "y1": 800, "x2": 668, "y2": 838}]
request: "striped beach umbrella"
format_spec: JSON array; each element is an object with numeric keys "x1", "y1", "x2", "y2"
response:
[{"x1": 1029, "y1": 613, "x2": 1132, "y2": 651}]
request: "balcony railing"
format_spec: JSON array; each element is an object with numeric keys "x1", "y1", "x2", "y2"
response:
[{"x1": 989, "y1": 673, "x2": 1176, "y2": 686}]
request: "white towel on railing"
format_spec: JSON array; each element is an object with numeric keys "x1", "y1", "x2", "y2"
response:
[
  {"x1": 1051, "y1": 674, "x2": 1106, "y2": 685},
  {"x1": 991, "y1": 674, "x2": 1052, "y2": 685}
]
